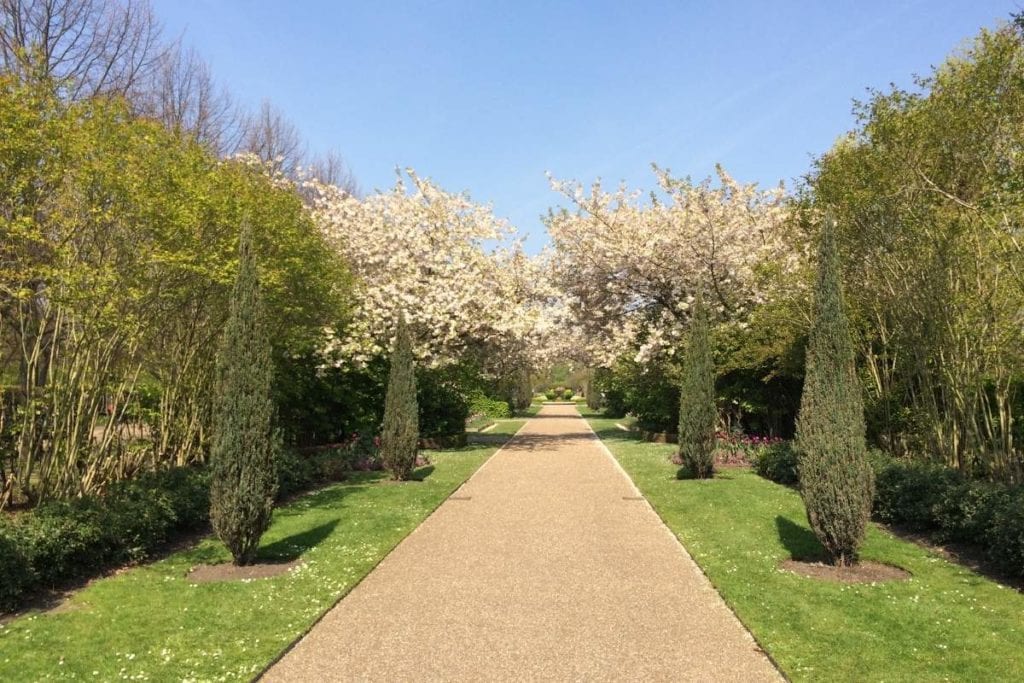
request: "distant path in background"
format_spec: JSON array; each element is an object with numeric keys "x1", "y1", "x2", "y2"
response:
[{"x1": 263, "y1": 404, "x2": 780, "y2": 681}]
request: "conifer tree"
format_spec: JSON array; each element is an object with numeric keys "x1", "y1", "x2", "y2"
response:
[
  {"x1": 796, "y1": 216, "x2": 874, "y2": 567},
  {"x1": 677, "y1": 292, "x2": 717, "y2": 479},
  {"x1": 380, "y1": 312, "x2": 419, "y2": 480},
  {"x1": 209, "y1": 226, "x2": 278, "y2": 566}
]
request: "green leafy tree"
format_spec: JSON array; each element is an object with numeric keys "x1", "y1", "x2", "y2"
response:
[
  {"x1": 209, "y1": 227, "x2": 278, "y2": 565},
  {"x1": 795, "y1": 217, "x2": 874, "y2": 567},
  {"x1": 678, "y1": 293, "x2": 717, "y2": 479},
  {"x1": 380, "y1": 312, "x2": 419, "y2": 480},
  {"x1": 806, "y1": 23, "x2": 1024, "y2": 477}
]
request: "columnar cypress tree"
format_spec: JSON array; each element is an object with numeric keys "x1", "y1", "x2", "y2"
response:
[
  {"x1": 210, "y1": 226, "x2": 278, "y2": 566},
  {"x1": 678, "y1": 292, "x2": 717, "y2": 479},
  {"x1": 380, "y1": 312, "x2": 419, "y2": 480},
  {"x1": 796, "y1": 216, "x2": 874, "y2": 567}
]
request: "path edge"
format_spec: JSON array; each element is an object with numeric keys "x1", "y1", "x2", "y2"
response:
[
  {"x1": 254, "y1": 419, "x2": 533, "y2": 682},
  {"x1": 575, "y1": 406, "x2": 789, "y2": 682}
]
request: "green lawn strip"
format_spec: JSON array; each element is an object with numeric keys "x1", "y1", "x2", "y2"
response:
[
  {"x1": 466, "y1": 414, "x2": 496, "y2": 432},
  {"x1": 583, "y1": 409, "x2": 1024, "y2": 682},
  {"x1": 520, "y1": 403, "x2": 543, "y2": 418},
  {"x1": 0, "y1": 445, "x2": 497, "y2": 681},
  {"x1": 486, "y1": 419, "x2": 527, "y2": 436}
]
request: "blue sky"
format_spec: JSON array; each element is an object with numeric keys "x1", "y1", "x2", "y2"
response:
[{"x1": 153, "y1": 0, "x2": 1020, "y2": 251}]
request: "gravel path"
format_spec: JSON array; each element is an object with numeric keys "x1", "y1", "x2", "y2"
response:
[{"x1": 263, "y1": 404, "x2": 781, "y2": 681}]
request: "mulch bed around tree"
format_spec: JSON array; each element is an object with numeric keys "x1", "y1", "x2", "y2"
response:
[
  {"x1": 781, "y1": 559, "x2": 911, "y2": 583},
  {"x1": 187, "y1": 560, "x2": 301, "y2": 583}
]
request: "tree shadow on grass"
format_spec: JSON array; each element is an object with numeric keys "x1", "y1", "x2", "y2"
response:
[
  {"x1": 180, "y1": 541, "x2": 228, "y2": 566},
  {"x1": 592, "y1": 428, "x2": 635, "y2": 444},
  {"x1": 273, "y1": 483, "x2": 373, "y2": 518},
  {"x1": 258, "y1": 519, "x2": 340, "y2": 562},
  {"x1": 674, "y1": 465, "x2": 737, "y2": 481},
  {"x1": 434, "y1": 442, "x2": 497, "y2": 454},
  {"x1": 411, "y1": 465, "x2": 435, "y2": 481},
  {"x1": 776, "y1": 515, "x2": 827, "y2": 562}
]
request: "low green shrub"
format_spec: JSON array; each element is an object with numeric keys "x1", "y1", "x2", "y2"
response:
[
  {"x1": 932, "y1": 479, "x2": 1006, "y2": 543},
  {"x1": 562, "y1": 388, "x2": 574, "y2": 400},
  {"x1": 17, "y1": 501, "x2": 112, "y2": 585},
  {"x1": 752, "y1": 442, "x2": 799, "y2": 485},
  {"x1": 276, "y1": 436, "x2": 379, "y2": 498},
  {"x1": 469, "y1": 392, "x2": 511, "y2": 419},
  {"x1": 985, "y1": 488, "x2": 1024, "y2": 575},
  {"x1": 0, "y1": 524, "x2": 35, "y2": 611},
  {"x1": 417, "y1": 369, "x2": 468, "y2": 439},
  {"x1": 276, "y1": 448, "x2": 322, "y2": 498},
  {"x1": 872, "y1": 459, "x2": 962, "y2": 530}
]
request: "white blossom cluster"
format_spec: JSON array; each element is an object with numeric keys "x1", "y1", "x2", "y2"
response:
[
  {"x1": 545, "y1": 165, "x2": 791, "y2": 365},
  {"x1": 309, "y1": 169, "x2": 550, "y2": 368}
]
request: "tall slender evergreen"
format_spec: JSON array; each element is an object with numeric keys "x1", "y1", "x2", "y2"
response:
[
  {"x1": 796, "y1": 216, "x2": 874, "y2": 567},
  {"x1": 380, "y1": 312, "x2": 419, "y2": 480},
  {"x1": 678, "y1": 291, "x2": 717, "y2": 479},
  {"x1": 209, "y1": 226, "x2": 278, "y2": 566}
]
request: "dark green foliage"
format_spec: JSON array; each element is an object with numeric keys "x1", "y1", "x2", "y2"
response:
[
  {"x1": 275, "y1": 442, "x2": 375, "y2": 499},
  {"x1": 380, "y1": 313, "x2": 419, "y2": 480},
  {"x1": 627, "y1": 367, "x2": 680, "y2": 432},
  {"x1": 209, "y1": 229, "x2": 278, "y2": 566},
  {"x1": 678, "y1": 294, "x2": 717, "y2": 479},
  {"x1": 562, "y1": 388, "x2": 574, "y2": 400},
  {"x1": 591, "y1": 367, "x2": 627, "y2": 417},
  {"x1": 416, "y1": 366, "x2": 465, "y2": 440},
  {"x1": 586, "y1": 369, "x2": 605, "y2": 410},
  {"x1": 753, "y1": 442, "x2": 799, "y2": 486},
  {"x1": 795, "y1": 218, "x2": 874, "y2": 566},
  {"x1": 12, "y1": 505, "x2": 107, "y2": 586},
  {"x1": 0, "y1": 526, "x2": 33, "y2": 611},
  {"x1": 0, "y1": 467, "x2": 210, "y2": 610},
  {"x1": 717, "y1": 366, "x2": 802, "y2": 438},
  {"x1": 933, "y1": 480, "x2": 1006, "y2": 544},
  {"x1": 274, "y1": 353, "x2": 387, "y2": 447},
  {"x1": 873, "y1": 459, "x2": 962, "y2": 530},
  {"x1": 985, "y1": 488, "x2": 1024, "y2": 575}
]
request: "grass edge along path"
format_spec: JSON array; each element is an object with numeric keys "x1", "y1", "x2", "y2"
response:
[
  {"x1": 581, "y1": 407, "x2": 1024, "y2": 682},
  {"x1": 0, "y1": 426, "x2": 524, "y2": 681}
]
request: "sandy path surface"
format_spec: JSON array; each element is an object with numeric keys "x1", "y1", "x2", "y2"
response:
[{"x1": 263, "y1": 404, "x2": 781, "y2": 682}]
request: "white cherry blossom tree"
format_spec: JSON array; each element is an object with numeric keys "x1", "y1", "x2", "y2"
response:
[{"x1": 545, "y1": 164, "x2": 790, "y2": 365}]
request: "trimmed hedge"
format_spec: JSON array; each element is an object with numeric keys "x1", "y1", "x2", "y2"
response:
[
  {"x1": 0, "y1": 444, "x2": 369, "y2": 612},
  {"x1": 753, "y1": 446, "x2": 1024, "y2": 578}
]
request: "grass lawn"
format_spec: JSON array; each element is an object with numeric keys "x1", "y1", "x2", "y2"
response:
[
  {"x1": 487, "y1": 419, "x2": 527, "y2": 436},
  {"x1": 0, "y1": 441, "x2": 511, "y2": 681},
  {"x1": 583, "y1": 408, "x2": 1024, "y2": 682},
  {"x1": 466, "y1": 414, "x2": 496, "y2": 432},
  {"x1": 519, "y1": 402, "x2": 544, "y2": 418}
]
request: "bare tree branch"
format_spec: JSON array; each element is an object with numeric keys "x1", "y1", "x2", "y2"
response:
[{"x1": 1, "y1": 0, "x2": 166, "y2": 99}]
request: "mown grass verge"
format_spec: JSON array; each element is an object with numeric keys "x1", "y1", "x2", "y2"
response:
[
  {"x1": 582, "y1": 407, "x2": 1024, "y2": 682},
  {"x1": 0, "y1": 443, "x2": 503, "y2": 680}
]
